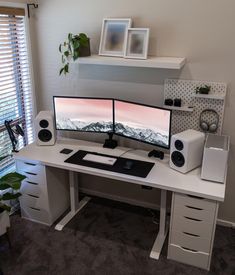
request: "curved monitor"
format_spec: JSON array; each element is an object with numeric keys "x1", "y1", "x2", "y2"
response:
[
  {"x1": 53, "y1": 96, "x2": 114, "y2": 133},
  {"x1": 114, "y1": 100, "x2": 172, "y2": 149}
]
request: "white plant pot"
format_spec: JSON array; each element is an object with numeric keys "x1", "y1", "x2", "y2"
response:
[{"x1": 0, "y1": 210, "x2": 10, "y2": 236}]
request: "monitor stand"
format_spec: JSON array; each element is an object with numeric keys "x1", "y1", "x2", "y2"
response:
[{"x1": 103, "y1": 132, "x2": 118, "y2": 149}]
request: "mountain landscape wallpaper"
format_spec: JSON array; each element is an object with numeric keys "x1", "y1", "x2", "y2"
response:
[
  {"x1": 114, "y1": 101, "x2": 171, "y2": 147},
  {"x1": 54, "y1": 97, "x2": 113, "y2": 132}
]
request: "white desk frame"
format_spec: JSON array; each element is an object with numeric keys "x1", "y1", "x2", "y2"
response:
[{"x1": 14, "y1": 138, "x2": 226, "y2": 260}]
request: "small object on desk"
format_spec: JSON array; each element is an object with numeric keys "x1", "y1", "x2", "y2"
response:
[
  {"x1": 60, "y1": 148, "x2": 73, "y2": 154},
  {"x1": 164, "y1": 98, "x2": 173, "y2": 106},
  {"x1": 83, "y1": 153, "x2": 117, "y2": 166},
  {"x1": 173, "y1": 98, "x2": 181, "y2": 107},
  {"x1": 123, "y1": 160, "x2": 134, "y2": 170},
  {"x1": 148, "y1": 150, "x2": 164, "y2": 160}
]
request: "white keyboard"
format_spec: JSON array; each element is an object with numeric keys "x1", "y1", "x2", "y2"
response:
[{"x1": 83, "y1": 153, "x2": 117, "y2": 166}]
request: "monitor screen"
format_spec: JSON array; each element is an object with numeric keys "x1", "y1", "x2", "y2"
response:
[
  {"x1": 114, "y1": 100, "x2": 172, "y2": 148},
  {"x1": 53, "y1": 97, "x2": 114, "y2": 133}
]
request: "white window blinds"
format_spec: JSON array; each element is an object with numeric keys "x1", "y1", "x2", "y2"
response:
[{"x1": 0, "y1": 6, "x2": 34, "y2": 174}]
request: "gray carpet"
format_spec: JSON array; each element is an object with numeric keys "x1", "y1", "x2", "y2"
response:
[{"x1": 0, "y1": 197, "x2": 235, "y2": 275}]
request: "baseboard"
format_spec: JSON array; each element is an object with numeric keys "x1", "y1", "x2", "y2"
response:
[
  {"x1": 80, "y1": 188, "x2": 170, "y2": 213},
  {"x1": 217, "y1": 218, "x2": 235, "y2": 228},
  {"x1": 80, "y1": 188, "x2": 235, "y2": 228}
]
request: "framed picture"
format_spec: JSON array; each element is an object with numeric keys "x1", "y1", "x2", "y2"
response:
[
  {"x1": 124, "y1": 28, "x2": 149, "y2": 59},
  {"x1": 99, "y1": 18, "x2": 132, "y2": 57}
]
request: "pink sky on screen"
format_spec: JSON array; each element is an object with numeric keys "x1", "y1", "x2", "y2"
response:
[
  {"x1": 54, "y1": 98, "x2": 113, "y2": 122},
  {"x1": 115, "y1": 101, "x2": 171, "y2": 134}
]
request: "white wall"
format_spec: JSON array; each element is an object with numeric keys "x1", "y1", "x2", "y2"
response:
[{"x1": 27, "y1": 0, "x2": 235, "y2": 223}]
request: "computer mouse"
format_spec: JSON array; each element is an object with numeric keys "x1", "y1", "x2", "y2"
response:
[{"x1": 123, "y1": 160, "x2": 134, "y2": 170}]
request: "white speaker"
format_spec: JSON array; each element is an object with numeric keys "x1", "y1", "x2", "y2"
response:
[
  {"x1": 170, "y1": 129, "x2": 205, "y2": 173},
  {"x1": 34, "y1": 111, "x2": 56, "y2": 146}
]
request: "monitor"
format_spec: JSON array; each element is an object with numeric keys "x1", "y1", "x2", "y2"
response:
[
  {"x1": 53, "y1": 97, "x2": 114, "y2": 133},
  {"x1": 114, "y1": 100, "x2": 172, "y2": 149}
]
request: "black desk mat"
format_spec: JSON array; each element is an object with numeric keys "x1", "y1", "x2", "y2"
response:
[{"x1": 64, "y1": 150, "x2": 155, "y2": 178}]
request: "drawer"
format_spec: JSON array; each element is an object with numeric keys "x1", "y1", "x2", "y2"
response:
[
  {"x1": 168, "y1": 244, "x2": 209, "y2": 270},
  {"x1": 174, "y1": 193, "x2": 216, "y2": 212},
  {"x1": 20, "y1": 193, "x2": 48, "y2": 211},
  {"x1": 21, "y1": 205, "x2": 51, "y2": 225},
  {"x1": 20, "y1": 179, "x2": 46, "y2": 197},
  {"x1": 16, "y1": 160, "x2": 45, "y2": 176},
  {"x1": 19, "y1": 170, "x2": 46, "y2": 185},
  {"x1": 172, "y1": 214, "x2": 214, "y2": 239},
  {"x1": 173, "y1": 203, "x2": 215, "y2": 225},
  {"x1": 170, "y1": 230, "x2": 211, "y2": 254}
]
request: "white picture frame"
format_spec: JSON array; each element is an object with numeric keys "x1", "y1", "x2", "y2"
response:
[
  {"x1": 99, "y1": 18, "x2": 132, "y2": 57},
  {"x1": 124, "y1": 28, "x2": 149, "y2": 60}
]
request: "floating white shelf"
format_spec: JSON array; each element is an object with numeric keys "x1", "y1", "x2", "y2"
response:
[
  {"x1": 193, "y1": 93, "x2": 225, "y2": 100},
  {"x1": 163, "y1": 105, "x2": 194, "y2": 112},
  {"x1": 77, "y1": 55, "x2": 186, "y2": 69}
]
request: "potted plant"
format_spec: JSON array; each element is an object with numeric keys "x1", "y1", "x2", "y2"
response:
[
  {"x1": 0, "y1": 172, "x2": 26, "y2": 238},
  {"x1": 59, "y1": 33, "x2": 91, "y2": 75},
  {"x1": 195, "y1": 85, "x2": 211, "y2": 95}
]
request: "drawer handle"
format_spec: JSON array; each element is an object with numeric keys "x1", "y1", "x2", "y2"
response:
[
  {"x1": 184, "y1": 216, "x2": 202, "y2": 222},
  {"x1": 24, "y1": 162, "x2": 36, "y2": 166},
  {"x1": 186, "y1": 205, "x2": 203, "y2": 211},
  {"x1": 27, "y1": 194, "x2": 39, "y2": 199},
  {"x1": 30, "y1": 207, "x2": 40, "y2": 211},
  {"x1": 183, "y1": 231, "x2": 200, "y2": 238},
  {"x1": 26, "y1": 181, "x2": 38, "y2": 185},
  {"x1": 187, "y1": 195, "x2": 204, "y2": 200},
  {"x1": 181, "y1": 246, "x2": 198, "y2": 253},
  {"x1": 25, "y1": 172, "x2": 37, "y2": 176}
]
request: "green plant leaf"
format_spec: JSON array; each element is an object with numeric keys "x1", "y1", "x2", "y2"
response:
[
  {"x1": 0, "y1": 203, "x2": 11, "y2": 212},
  {"x1": 0, "y1": 183, "x2": 11, "y2": 190},
  {"x1": 0, "y1": 172, "x2": 26, "y2": 187},
  {"x1": 73, "y1": 40, "x2": 80, "y2": 50},
  {"x1": 1, "y1": 192, "x2": 21, "y2": 201},
  {"x1": 64, "y1": 51, "x2": 70, "y2": 57},
  {"x1": 59, "y1": 44, "x2": 62, "y2": 53},
  {"x1": 64, "y1": 63, "x2": 69, "y2": 74},
  {"x1": 59, "y1": 67, "x2": 64, "y2": 75},
  {"x1": 68, "y1": 33, "x2": 73, "y2": 42}
]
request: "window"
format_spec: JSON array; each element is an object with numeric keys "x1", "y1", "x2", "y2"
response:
[{"x1": 0, "y1": 6, "x2": 34, "y2": 175}]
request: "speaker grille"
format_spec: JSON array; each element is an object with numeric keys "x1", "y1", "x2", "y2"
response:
[
  {"x1": 171, "y1": 151, "x2": 185, "y2": 167},
  {"x1": 39, "y1": 119, "x2": 49, "y2": 128},
  {"x1": 38, "y1": 129, "x2": 52, "y2": 142},
  {"x1": 175, "y1": 140, "x2": 184, "y2": 151}
]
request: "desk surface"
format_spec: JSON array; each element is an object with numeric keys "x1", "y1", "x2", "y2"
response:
[{"x1": 14, "y1": 138, "x2": 226, "y2": 201}]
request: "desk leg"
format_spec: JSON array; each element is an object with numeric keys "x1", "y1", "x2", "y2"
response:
[
  {"x1": 150, "y1": 189, "x2": 168, "y2": 260},
  {"x1": 55, "y1": 171, "x2": 91, "y2": 231}
]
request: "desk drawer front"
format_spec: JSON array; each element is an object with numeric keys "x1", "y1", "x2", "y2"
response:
[
  {"x1": 16, "y1": 159, "x2": 40, "y2": 171},
  {"x1": 168, "y1": 244, "x2": 209, "y2": 270},
  {"x1": 173, "y1": 203, "x2": 215, "y2": 224},
  {"x1": 20, "y1": 193, "x2": 48, "y2": 210},
  {"x1": 21, "y1": 205, "x2": 51, "y2": 225},
  {"x1": 19, "y1": 170, "x2": 45, "y2": 185},
  {"x1": 172, "y1": 214, "x2": 214, "y2": 239},
  {"x1": 170, "y1": 230, "x2": 211, "y2": 254},
  {"x1": 174, "y1": 193, "x2": 216, "y2": 212},
  {"x1": 20, "y1": 179, "x2": 45, "y2": 197}
]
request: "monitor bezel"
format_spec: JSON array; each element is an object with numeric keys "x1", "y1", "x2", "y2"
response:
[
  {"x1": 53, "y1": 96, "x2": 115, "y2": 134},
  {"x1": 114, "y1": 99, "x2": 172, "y2": 149}
]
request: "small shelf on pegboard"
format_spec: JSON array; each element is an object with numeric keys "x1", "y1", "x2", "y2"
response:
[
  {"x1": 163, "y1": 105, "x2": 194, "y2": 112},
  {"x1": 193, "y1": 93, "x2": 225, "y2": 100}
]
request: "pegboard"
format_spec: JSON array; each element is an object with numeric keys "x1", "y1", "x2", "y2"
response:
[{"x1": 164, "y1": 79, "x2": 227, "y2": 135}]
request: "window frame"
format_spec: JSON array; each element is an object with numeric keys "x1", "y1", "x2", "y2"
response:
[{"x1": 0, "y1": 2, "x2": 37, "y2": 175}]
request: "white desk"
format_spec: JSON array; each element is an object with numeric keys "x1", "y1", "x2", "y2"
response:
[{"x1": 14, "y1": 138, "x2": 226, "y2": 268}]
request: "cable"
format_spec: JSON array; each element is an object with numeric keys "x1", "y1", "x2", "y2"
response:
[{"x1": 118, "y1": 148, "x2": 137, "y2": 158}]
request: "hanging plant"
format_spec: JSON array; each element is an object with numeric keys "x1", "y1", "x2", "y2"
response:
[{"x1": 59, "y1": 33, "x2": 90, "y2": 75}]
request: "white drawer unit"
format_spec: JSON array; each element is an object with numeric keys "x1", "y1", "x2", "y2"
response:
[
  {"x1": 168, "y1": 192, "x2": 219, "y2": 270},
  {"x1": 16, "y1": 159, "x2": 70, "y2": 226}
]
